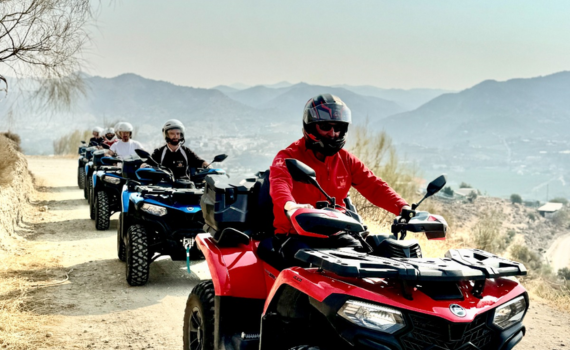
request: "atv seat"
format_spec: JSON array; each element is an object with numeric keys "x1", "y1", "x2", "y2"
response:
[{"x1": 213, "y1": 227, "x2": 250, "y2": 247}]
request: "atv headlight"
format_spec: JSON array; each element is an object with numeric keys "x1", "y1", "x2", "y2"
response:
[
  {"x1": 141, "y1": 203, "x2": 167, "y2": 216},
  {"x1": 338, "y1": 300, "x2": 405, "y2": 334},
  {"x1": 492, "y1": 296, "x2": 527, "y2": 329},
  {"x1": 103, "y1": 176, "x2": 121, "y2": 185}
]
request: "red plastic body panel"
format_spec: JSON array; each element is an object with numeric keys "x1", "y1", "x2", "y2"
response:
[
  {"x1": 196, "y1": 233, "x2": 267, "y2": 299},
  {"x1": 264, "y1": 267, "x2": 527, "y2": 323}
]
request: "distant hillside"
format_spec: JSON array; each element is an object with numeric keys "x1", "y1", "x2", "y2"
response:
[
  {"x1": 375, "y1": 71, "x2": 570, "y2": 147},
  {"x1": 335, "y1": 85, "x2": 453, "y2": 110},
  {"x1": 258, "y1": 83, "x2": 405, "y2": 119}
]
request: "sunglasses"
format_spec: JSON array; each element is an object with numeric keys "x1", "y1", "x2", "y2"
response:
[{"x1": 317, "y1": 123, "x2": 346, "y2": 132}]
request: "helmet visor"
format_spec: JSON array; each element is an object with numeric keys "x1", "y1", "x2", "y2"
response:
[{"x1": 305, "y1": 103, "x2": 352, "y2": 124}]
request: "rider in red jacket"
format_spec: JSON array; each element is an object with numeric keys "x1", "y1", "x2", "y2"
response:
[{"x1": 270, "y1": 94, "x2": 410, "y2": 243}]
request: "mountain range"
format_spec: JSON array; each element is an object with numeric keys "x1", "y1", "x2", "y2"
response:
[{"x1": 3, "y1": 71, "x2": 570, "y2": 199}]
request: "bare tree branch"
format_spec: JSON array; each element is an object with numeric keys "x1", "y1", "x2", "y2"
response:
[{"x1": 0, "y1": 0, "x2": 96, "y2": 109}]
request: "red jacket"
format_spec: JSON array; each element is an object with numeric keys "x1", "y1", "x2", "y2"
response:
[{"x1": 269, "y1": 137, "x2": 409, "y2": 234}]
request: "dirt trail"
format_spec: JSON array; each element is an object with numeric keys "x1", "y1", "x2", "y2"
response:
[
  {"x1": 25, "y1": 156, "x2": 570, "y2": 350},
  {"x1": 547, "y1": 232, "x2": 570, "y2": 272}
]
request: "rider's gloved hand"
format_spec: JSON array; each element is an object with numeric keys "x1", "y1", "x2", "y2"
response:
[
  {"x1": 284, "y1": 201, "x2": 314, "y2": 216},
  {"x1": 399, "y1": 205, "x2": 415, "y2": 222}
]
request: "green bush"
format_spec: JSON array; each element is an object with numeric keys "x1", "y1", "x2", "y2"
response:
[
  {"x1": 510, "y1": 194, "x2": 522, "y2": 205},
  {"x1": 459, "y1": 182, "x2": 472, "y2": 188},
  {"x1": 510, "y1": 244, "x2": 542, "y2": 271},
  {"x1": 527, "y1": 212, "x2": 537, "y2": 221},
  {"x1": 558, "y1": 267, "x2": 570, "y2": 280},
  {"x1": 550, "y1": 197, "x2": 569, "y2": 205},
  {"x1": 442, "y1": 186, "x2": 454, "y2": 197},
  {"x1": 467, "y1": 190, "x2": 478, "y2": 203}
]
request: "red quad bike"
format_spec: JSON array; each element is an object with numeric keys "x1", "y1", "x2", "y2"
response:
[{"x1": 184, "y1": 159, "x2": 529, "y2": 350}]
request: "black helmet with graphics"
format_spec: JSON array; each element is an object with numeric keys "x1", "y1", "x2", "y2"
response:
[{"x1": 302, "y1": 94, "x2": 351, "y2": 156}]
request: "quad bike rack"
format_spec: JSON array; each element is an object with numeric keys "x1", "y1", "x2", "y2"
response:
[{"x1": 295, "y1": 248, "x2": 527, "y2": 299}]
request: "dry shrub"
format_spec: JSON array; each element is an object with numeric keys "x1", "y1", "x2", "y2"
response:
[
  {"x1": 0, "y1": 132, "x2": 22, "y2": 152},
  {"x1": 470, "y1": 208, "x2": 507, "y2": 254},
  {"x1": 523, "y1": 277, "x2": 570, "y2": 312},
  {"x1": 0, "y1": 243, "x2": 65, "y2": 349},
  {"x1": 348, "y1": 126, "x2": 420, "y2": 227},
  {"x1": 52, "y1": 129, "x2": 91, "y2": 155},
  {"x1": 0, "y1": 134, "x2": 19, "y2": 186},
  {"x1": 509, "y1": 243, "x2": 543, "y2": 272}
]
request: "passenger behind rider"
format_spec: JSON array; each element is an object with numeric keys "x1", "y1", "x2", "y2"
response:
[
  {"x1": 89, "y1": 127, "x2": 104, "y2": 147},
  {"x1": 141, "y1": 119, "x2": 209, "y2": 179},
  {"x1": 102, "y1": 127, "x2": 118, "y2": 148},
  {"x1": 269, "y1": 94, "x2": 410, "y2": 256},
  {"x1": 106, "y1": 122, "x2": 144, "y2": 158}
]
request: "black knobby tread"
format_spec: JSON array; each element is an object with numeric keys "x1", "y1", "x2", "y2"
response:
[
  {"x1": 83, "y1": 176, "x2": 89, "y2": 199},
  {"x1": 288, "y1": 346, "x2": 321, "y2": 350},
  {"x1": 95, "y1": 191, "x2": 111, "y2": 230},
  {"x1": 117, "y1": 213, "x2": 126, "y2": 262},
  {"x1": 78, "y1": 167, "x2": 86, "y2": 189},
  {"x1": 126, "y1": 224, "x2": 150, "y2": 286},
  {"x1": 183, "y1": 280, "x2": 215, "y2": 350},
  {"x1": 89, "y1": 178, "x2": 95, "y2": 220}
]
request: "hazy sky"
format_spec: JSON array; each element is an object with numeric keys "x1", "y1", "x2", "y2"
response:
[{"x1": 84, "y1": 0, "x2": 570, "y2": 90}]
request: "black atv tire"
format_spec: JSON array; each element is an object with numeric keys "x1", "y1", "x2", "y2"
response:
[
  {"x1": 117, "y1": 213, "x2": 126, "y2": 262},
  {"x1": 189, "y1": 239, "x2": 204, "y2": 260},
  {"x1": 288, "y1": 347, "x2": 321, "y2": 350},
  {"x1": 95, "y1": 191, "x2": 110, "y2": 230},
  {"x1": 183, "y1": 280, "x2": 215, "y2": 350},
  {"x1": 89, "y1": 180, "x2": 95, "y2": 220},
  {"x1": 83, "y1": 175, "x2": 89, "y2": 199},
  {"x1": 126, "y1": 224, "x2": 150, "y2": 286},
  {"x1": 78, "y1": 167, "x2": 86, "y2": 189}
]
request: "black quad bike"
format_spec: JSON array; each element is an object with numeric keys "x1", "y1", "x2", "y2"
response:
[
  {"x1": 183, "y1": 159, "x2": 529, "y2": 350},
  {"x1": 118, "y1": 149, "x2": 228, "y2": 286},
  {"x1": 92, "y1": 155, "x2": 143, "y2": 231},
  {"x1": 77, "y1": 141, "x2": 88, "y2": 189}
]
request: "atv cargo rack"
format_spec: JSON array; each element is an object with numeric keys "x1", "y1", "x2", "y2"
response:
[{"x1": 295, "y1": 248, "x2": 527, "y2": 299}]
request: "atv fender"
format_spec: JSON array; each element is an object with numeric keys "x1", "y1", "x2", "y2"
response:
[{"x1": 196, "y1": 233, "x2": 267, "y2": 298}]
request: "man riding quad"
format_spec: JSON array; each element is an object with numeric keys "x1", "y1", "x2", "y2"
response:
[
  {"x1": 102, "y1": 127, "x2": 118, "y2": 147},
  {"x1": 270, "y1": 93, "x2": 411, "y2": 255},
  {"x1": 141, "y1": 119, "x2": 210, "y2": 179},
  {"x1": 107, "y1": 122, "x2": 144, "y2": 158},
  {"x1": 89, "y1": 127, "x2": 104, "y2": 147}
]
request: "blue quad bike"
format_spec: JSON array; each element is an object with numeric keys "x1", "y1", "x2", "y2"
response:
[
  {"x1": 77, "y1": 141, "x2": 88, "y2": 189},
  {"x1": 118, "y1": 149, "x2": 228, "y2": 286},
  {"x1": 92, "y1": 155, "x2": 143, "y2": 230}
]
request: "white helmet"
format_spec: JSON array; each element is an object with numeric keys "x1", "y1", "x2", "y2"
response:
[
  {"x1": 104, "y1": 127, "x2": 115, "y2": 140},
  {"x1": 92, "y1": 126, "x2": 103, "y2": 135},
  {"x1": 162, "y1": 119, "x2": 185, "y2": 146},
  {"x1": 116, "y1": 122, "x2": 133, "y2": 133}
]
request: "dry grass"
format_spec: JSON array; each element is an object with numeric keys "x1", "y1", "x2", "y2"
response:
[
  {"x1": 349, "y1": 128, "x2": 570, "y2": 311},
  {"x1": 0, "y1": 243, "x2": 65, "y2": 349},
  {"x1": 52, "y1": 129, "x2": 91, "y2": 155}
]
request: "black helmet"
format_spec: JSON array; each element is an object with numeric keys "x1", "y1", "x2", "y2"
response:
[{"x1": 302, "y1": 94, "x2": 351, "y2": 156}]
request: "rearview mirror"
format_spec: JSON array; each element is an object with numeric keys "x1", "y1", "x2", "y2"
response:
[
  {"x1": 285, "y1": 159, "x2": 317, "y2": 185},
  {"x1": 213, "y1": 154, "x2": 228, "y2": 163},
  {"x1": 426, "y1": 175, "x2": 447, "y2": 197},
  {"x1": 80, "y1": 140, "x2": 86, "y2": 144},
  {"x1": 135, "y1": 149, "x2": 151, "y2": 159}
]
